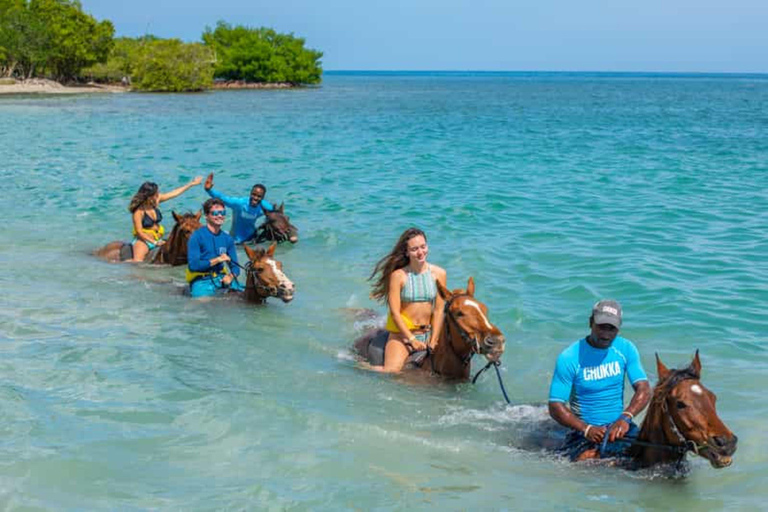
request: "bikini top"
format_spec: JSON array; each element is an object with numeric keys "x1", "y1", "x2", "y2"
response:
[
  {"x1": 141, "y1": 208, "x2": 163, "y2": 229},
  {"x1": 400, "y1": 265, "x2": 437, "y2": 304}
]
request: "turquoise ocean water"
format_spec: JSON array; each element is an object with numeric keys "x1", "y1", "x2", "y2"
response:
[{"x1": 1, "y1": 72, "x2": 767, "y2": 510}]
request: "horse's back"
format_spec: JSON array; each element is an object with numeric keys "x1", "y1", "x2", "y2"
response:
[
  {"x1": 94, "y1": 241, "x2": 131, "y2": 262},
  {"x1": 354, "y1": 328, "x2": 389, "y2": 367}
]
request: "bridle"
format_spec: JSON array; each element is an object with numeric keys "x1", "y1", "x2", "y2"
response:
[
  {"x1": 609, "y1": 370, "x2": 707, "y2": 458},
  {"x1": 231, "y1": 259, "x2": 276, "y2": 299},
  {"x1": 244, "y1": 260, "x2": 278, "y2": 298},
  {"x1": 439, "y1": 294, "x2": 483, "y2": 368},
  {"x1": 648, "y1": 371, "x2": 708, "y2": 456},
  {"x1": 255, "y1": 217, "x2": 295, "y2": 243}
]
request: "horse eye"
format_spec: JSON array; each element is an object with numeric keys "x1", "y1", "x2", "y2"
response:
[
  {"x1": 455, "y1": 311, "x2": 464, "y2": 317},
  {"x1": 676, "y1": 401, "x2": 687, "y2": 410}
]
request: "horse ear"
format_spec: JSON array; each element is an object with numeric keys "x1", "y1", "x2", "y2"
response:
[
  {"x1": 244, "y1": 244, "x2": 257, "y2": 261},
  {"x1": 691, "y1": 349, "x2": 701, "y2": 377},
  {"x1": 267, "y1": 242, "x2": 277, "y2": 257},
  {"x1": 656, "y1": 353, "x2": 670, "y2": 381},
  {"x1": 195, "y1": 210, "x2": 202, "y2": 221},
  {"x1": 436, "y1": 279, "x2": 452, "y2": 301},
  {"x1": 466, "y1": 276, "x2": 475, "y2": 296},
  {"x1": 278, "y1": 202, "x2": 285, "y2": 213},
  {"x1": 172, "y1": 211, "x2": 181, "y2": 223}
]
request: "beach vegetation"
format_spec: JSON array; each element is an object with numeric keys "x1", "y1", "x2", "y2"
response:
[
  {"x1": 83, "y1": 36, "x2": 215, "y2": 92},
  {"x1": 131, "y1": 38, "x2": 215, "y2": 92},
  {"x1": 202, "y1": 21, "x2": 323, "y2": 85},
  {"x1": 0, "y1": 0, "x2": 113, "y2": 80}
]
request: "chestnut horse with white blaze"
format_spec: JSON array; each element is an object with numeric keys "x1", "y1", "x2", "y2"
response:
[
  {"x1": 93, "y1": 211, "x2": 202, "y2": 265},
  {"x1": 240, "y1": 243, "x2": 295, "y2": 304},
  {"x1": 627, "y1": 351, "x2": 737, "y2": 469},
  {"x1": 354, "y1": 277, "x2": 505, "y2": 380}
]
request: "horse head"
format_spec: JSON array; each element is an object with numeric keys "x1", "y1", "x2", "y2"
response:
[
  {"x1": 436, "y1": 277, "x2": 505, "y2": 363},
  {"x1": 643, "y1": 351, "x2": 737, "y2": 469},
  {"x1": 258, "y1": 203, "x2": 298, "y2": 244},
  {"x1": 161, "y1": 211, "x2": 202, "y2": 265},
  {"x1": 242, "y1": 243, "x2": 295, "y2": 303}
]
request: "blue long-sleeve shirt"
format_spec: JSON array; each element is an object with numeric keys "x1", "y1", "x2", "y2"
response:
[
  {"x1": 187, "y1": 225, "x2": 241, "y2": 277},
  {"x1": 206, "y1": 187, "x2": 274, "y2": 243}
]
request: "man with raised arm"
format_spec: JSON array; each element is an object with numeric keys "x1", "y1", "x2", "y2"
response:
[
  {"x1": 548, "y1": 300, "x2": 651, "y2": 461},
  {"x1": 204, "y1": 172, "x2": 274, "y2": 244}
]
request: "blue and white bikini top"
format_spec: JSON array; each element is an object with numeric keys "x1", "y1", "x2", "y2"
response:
[{"x1": 401, "y1": 265, "x2": 437, "y2": 304}]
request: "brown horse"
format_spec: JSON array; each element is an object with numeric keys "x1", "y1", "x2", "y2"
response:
[
  {"x1": 628, "y1": 351, "x2": 737, "y2": 469},
  {"x1": 240, "y1": 243, "x2": 295, "y2": 304},
  {"x1": 354, "y1": 277, "x2": 505, "y2": 380},
  {"x1": 94, "y1": 211, "x2": 202, "y2": 265},
  {"x1": 254, "y1": 203, "x2": 298, "y2": 244}
]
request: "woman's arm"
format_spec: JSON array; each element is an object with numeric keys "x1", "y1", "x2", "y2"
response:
[
  {"x1": 429, "y1": 266, "x2": 447, "y2": 349},
  {"x1": 158, "y1": 176, "x2": 202, "y2": 203}
]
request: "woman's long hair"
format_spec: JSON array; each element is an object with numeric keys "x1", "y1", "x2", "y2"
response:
[
  {"x1": 128, "y1": 182, "x2": 159, "y2": 213},
  {"x1": 369, "y1": 227, "x2": 426, "y2": 302}
]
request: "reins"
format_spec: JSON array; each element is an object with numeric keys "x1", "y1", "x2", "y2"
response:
[
  {"x1": 602, "y1": 370, "x2": 706, "y2": 460},
  {"x1": 230, "y1": 259, "x2": 273, "y2": 298},
  {"x1": 441, "y1": 294, "x2": 512, "y2": 404}
]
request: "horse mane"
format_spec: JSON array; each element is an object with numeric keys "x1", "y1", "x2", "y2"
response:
[
  {"x1": 162, "y1": 212, "x2": 198, "y2": 265},
  {"x1": 650, "y1": 365, "x2": 700, "y2": 408}
]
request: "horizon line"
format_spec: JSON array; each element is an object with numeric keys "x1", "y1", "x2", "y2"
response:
[{"x1": 323, "y1": 69, "x2": 768, "y2": 77}]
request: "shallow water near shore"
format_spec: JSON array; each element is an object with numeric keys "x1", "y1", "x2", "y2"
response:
[{"x1": 1, "y1": 72, "x2": 767, "y2": 510}]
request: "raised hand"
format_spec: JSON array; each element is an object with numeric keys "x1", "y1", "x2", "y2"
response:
[{"x1": 204, "y1": 172, "x2": 214, "y2": 190}]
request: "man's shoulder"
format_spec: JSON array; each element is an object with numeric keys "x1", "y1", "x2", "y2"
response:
[
  {"x1": 612, "y1": 336, "x2": 638, "y2": 353},
  {"x1": 555, "y1": 338, "x2": 584, "y2": 367},
  {"x1": 558, "y1": 338, "x2": 584, "y2": 357},
  {"x1": 190, "y1": 226, "x2": 207, "y2": 238}
]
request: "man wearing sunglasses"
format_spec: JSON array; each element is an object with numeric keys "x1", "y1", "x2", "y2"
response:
[
  {"x1": 204, "y1": 172, "x2": 274, "y2": 244},
  {"x1": 186, "y1": 198, "x2": 244, "y2": 298},
  {"x1": 548, "y1": 300, "x2": 650, "y2": 462}
]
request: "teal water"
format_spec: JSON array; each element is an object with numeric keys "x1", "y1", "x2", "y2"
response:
[{"x1": 1, "y1": 72, "x2": 767, "y2": 510}]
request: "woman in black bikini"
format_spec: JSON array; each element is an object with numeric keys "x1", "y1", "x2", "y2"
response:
[{"x1": 127, "y1": 177, "x2": 202, "y2": 262}]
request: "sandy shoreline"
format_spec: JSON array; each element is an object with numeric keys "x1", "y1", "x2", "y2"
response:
[{"x1": 0, "y1": 78, "x2": 129, "y2": 95}]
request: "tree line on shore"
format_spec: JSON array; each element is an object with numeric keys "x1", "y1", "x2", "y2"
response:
[{"x1": 0, "y1": 0, "x2": 323, "y2": 91}]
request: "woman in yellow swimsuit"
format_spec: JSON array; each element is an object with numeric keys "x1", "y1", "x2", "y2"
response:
[
  {"x1": 127, "y1": 177, "x2": 202, "y2": 262},
  {"x1": 369, "y1": 227, "x2": 447, "y2": 372}
]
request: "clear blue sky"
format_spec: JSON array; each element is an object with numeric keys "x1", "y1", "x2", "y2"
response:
[{"x1": 81, "y1": 0, "x2": 767, "y2": 73}]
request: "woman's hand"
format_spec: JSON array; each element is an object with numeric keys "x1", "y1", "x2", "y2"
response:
[
  {"x1": 405, "y1": 337, "x2": 427, "y2": 352},
  {"x1": 190, "y1": 176, "x2": 203, "y2": 187}
]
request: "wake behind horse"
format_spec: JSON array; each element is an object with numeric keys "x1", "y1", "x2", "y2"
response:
[
  {"x1": 354, "y1": 277, "x2": 505, "y2": 380},
  {"x1": 253, "y1": 203, "x2": 298, "y2": 244},
  {"x1": 94, "y1": 211, "x2": 202, "y2": 265}
]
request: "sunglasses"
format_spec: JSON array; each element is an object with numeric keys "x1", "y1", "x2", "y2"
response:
[{"x1": 208, "y1": 210, "x2": 227, "y2": 217}]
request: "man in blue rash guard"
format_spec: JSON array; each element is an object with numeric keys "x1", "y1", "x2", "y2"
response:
[
  {"x1": 548, "y1": 300, "x2": 651, "y2": 461},
  {"x1": 187, "y1": 198, "x2": 244, "y2": 298},
  {"x1": 204, "y1": 172, "x2": 274, "y2": 244}
]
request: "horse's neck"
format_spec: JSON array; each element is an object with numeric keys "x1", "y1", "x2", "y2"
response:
[
  {"x1": 635, "y1": 399, "x2": 685, "y2": 467},
  {"x1": 161, "y1": 227, "x2": 182, "y2": 264},
  {"x1": 428, "y1": 321, "x2": 472, "y2": 379},
  {"x1": 244, "y1": 274, "x2": 266, "y2": 304}
]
